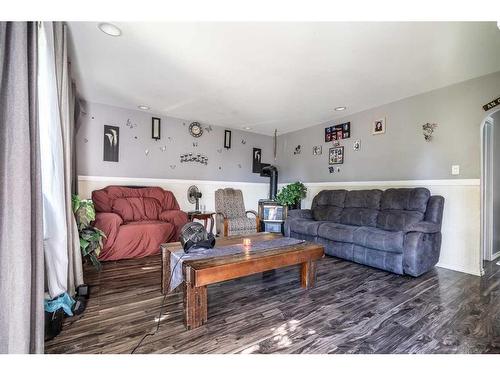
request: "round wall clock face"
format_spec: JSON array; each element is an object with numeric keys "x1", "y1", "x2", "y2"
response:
[{"x1": 189, "y1": 122, "x2": 203, "y2": 137}]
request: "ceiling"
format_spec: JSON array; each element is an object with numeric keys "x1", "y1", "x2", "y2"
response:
[{"x1": 67, "y1": 22, "x2": 500, "y2": 135}]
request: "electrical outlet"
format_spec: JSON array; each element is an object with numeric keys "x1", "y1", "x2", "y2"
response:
[{"x1": 451, "y1": 165, "x2": 460, "y2": 175}]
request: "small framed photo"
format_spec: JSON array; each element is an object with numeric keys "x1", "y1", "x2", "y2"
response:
[
  {"x1": 353, "y1": 139, "x2": 361, "y2": 151},
  {"x1": 152, "y1": 117, "x2": 161, "y2": 140},
  {"x1": 312, "y1": 145, "x2": 322, "y2": 155},
  {"x1": 373, "y1": 117, "x2": 386, "y2": 135},
  {"x1": 224, "y1": 130, "x2": 232, "y2": 149},
  {"x1": 329, "y1": 146, "x2": 344, "y2": 165}
]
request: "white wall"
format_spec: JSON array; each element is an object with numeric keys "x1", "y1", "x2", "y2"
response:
[{"x1": 280, "y1": 179, "x2": 481, "y2": 276}]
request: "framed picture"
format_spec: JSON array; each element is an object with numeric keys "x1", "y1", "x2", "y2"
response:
[
  {"x1": 312, "y1": 145, "x2": 322, "y2": 155},
  {"x1": 152, "y1": 117, "x2": 161, "y2": 140},
  {"x1": 252, "y1": 148, "x2": 262, "y2": 173},
  {"x1": 224, "y1": 130, "x2": 232, "y2": 149},
  {"x1": 353, "y1": 139, "x2": 361, "y2": 151},
  {"x1": 325, "y1": 122, "x2": 351, "y2": 142},
  {"x1": 373, "y1": 117, "x2": 386, "y2": 135},
  {"x1": 103, "y1": 125, "x2": 119, "y2": 162},
  {"x1": 329, "y1": 146, "x2": 344, "y2": 165}
]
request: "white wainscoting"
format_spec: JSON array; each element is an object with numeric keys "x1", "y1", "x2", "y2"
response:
[
  {"x1": 280, "y1": 179, "x2": 482, "y2": 276},
  {"x1": 78, "y1": 175, "x2": 270, "y2": 220}
]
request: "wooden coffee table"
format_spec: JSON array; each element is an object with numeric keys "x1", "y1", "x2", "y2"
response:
[{"x1": 160, "y1": 232, "x2": 324, "y2": 329}]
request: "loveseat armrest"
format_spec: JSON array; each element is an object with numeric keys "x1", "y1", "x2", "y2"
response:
[
  {"x1": 159, "y1": 210, "x2": 189, "y2": 241},
  {"x1": 93, "y1": 212, "x2": 124, "y2": 250},
  {"x1": 424, "y1": 195, "x2": 444, "y2": 225},
  {"x1": 245, "y1": 210, "x2": 258, "y2": 217},
  {"x1": 405, "y1": 221, "x2": 441, "y2": 234},
  {"x1": 287, "y1": 209, "x2": 313, "y2": 220}
]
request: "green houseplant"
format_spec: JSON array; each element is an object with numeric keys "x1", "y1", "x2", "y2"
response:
[
  {"x1": 72, "y1": 195, "x2": 105, "y2": 271},
  {"x1": 275, "y1": 181, "x2": 307, "y2": 209}
]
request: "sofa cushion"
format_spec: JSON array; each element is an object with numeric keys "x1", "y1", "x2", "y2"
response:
[
  {"x1": 339, "y1": 189, "x2": 382, "y2": 227},
  {"x1": 112, "y1": 197, "x2": 162, "y2": 221},
  {"x1": 289, "y1": 218, "x2": 326, "y2": 237},
  {"x1": 380, "y1": 188, "x2": 430, "y2": 213},
  {"x1": 317, "y1": 222, "x2": 359, "y2": 243},
  {"x1": 311, "y1": 190, "x2": 347, "y2": 222},
  {"x1": 377, "y1": 210, "x2": 424, "y2": 232},
  {"x1": 352, "y1": 226, "x2": 404, "y2": 253},
  {"x1": 340, "y1": 208, "x2": 378, "y2": 227},
  {"x1": 344, "y1": 189, "x2": 383, "y2": 209}
]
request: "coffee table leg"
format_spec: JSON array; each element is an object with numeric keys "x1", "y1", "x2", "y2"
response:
[
  {"x1": 184, "y1": 283, "x2": 207, "y2": 329},
  {"x1": 161, "y1": 247, "x2": 170, "y2": 295},
  {"x1": 300, "y1": 260, "x2": 317, "y2": 288}
]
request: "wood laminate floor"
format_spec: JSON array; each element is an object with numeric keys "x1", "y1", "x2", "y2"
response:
[{"x1": 45, "y1": 256, "x2": 500, "y2": 354}]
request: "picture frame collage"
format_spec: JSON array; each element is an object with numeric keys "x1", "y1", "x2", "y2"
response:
[{"x1": 324, "y1": 121, "x2": 350, "y2": 142}]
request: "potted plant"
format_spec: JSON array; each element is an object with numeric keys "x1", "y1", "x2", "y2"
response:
[
  {"x1": 275, "y1": 181, "x2": 307, "y2": 210},
  {"x1": 72, "y1": 195, "x2": 106, "y2": 270}
]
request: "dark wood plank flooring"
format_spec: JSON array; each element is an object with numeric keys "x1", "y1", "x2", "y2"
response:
[{"x1": 45, "y1": 256, "x2": 500, "y2": 354}]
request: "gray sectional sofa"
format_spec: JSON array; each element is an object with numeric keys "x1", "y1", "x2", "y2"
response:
[{"x1": 284, "y1": 188, "x2": 444, "y2": 276}]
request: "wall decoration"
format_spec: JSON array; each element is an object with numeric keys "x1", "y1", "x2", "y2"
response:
[
  {"x1": 373, "y1": 117, "x2": 386, "y2": 135},
  {"x1": 170, "y1": 165, "x2": 176, "y2": 169},
  {"x1": 152, "y1": 117, "x2": 161, "y2": 140},
  {"x1": 180, "y1": 153, "x2": 208, "y2": 165},
  {"x1": 483, "y1": 96, "x2": 500, "y2": 111},
  {"x1": 329, "y1": 166, "x2": 341, "y2": 173},
  {"x1": 325, "y1": 122, "x2": 350, "y2": 142},
  {"x1": 125, "y1": 118, "x2": 137, "y2": 129},
  {"x1": 189, "y1": 122, "x2": 203, "y2": 137},
  {"x1": 224, "y1": 130, "x2": 232, "y2": 149},
  {"x1": 241, "y1": 139, "x2": 246, "y2": 145},
  {"x1": 273, "y1": 129, "x2": 278, "y2": 160},
  {"x1": 238, "y1": 164, "x2": 242, "y2": 168},
  {"x1": 103, "y1": 125, "x2": 119, "y2": 162},
  {"x1": 422, "y1": 123, "x2": 438, "y2": 142},
  {"x1": 312, "y1": 145, "x2": 322, "y2": 155},
  {"x1": 83, "y1": 138, "x2": 88, "y2": 143},
  {"x1": 159, "y1": 145, "x2": 167, "y2": 152},
  {"x1": 332, "y1": 140, "x2": 340, "y2": 147},
  {"x1": 192, "y1": 141, "x2": 198, "y2": 147},
  {"x1": 252, "y1": 148, "x2": 262, "y2": 173},
  {"x1": 144, "y1": 149, "x2": 150, "y2": 156},
  {"x1": 353, "y1": 139, "x2": 361, "y2": 151},
  {"x1": 294, "y1": 145, "x2": 302, "y2": 155},
  {"x1": 205, "y1": 125, "x2": 213, "y2": 133},
  {"x1": 329, "y1": 146, "x2": 344, "y2": 165}
]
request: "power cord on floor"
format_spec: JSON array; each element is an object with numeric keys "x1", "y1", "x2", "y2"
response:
[{"x1": 131, "y1": 252, "x2": 186, "y2": 354}]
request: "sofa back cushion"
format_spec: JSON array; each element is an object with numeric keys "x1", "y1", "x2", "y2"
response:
[
  {"x1": 376, "y1": 188, "x2": 430, "y2": 231},
  {"x1": 340, "y1": 189, "x2": 382, "y2": 227},
  {"x1": 112, "y1": 197, "x2": 162, "y2": 222},
  {"x1": 311, "y1": 190, "x2": 347, "y2": 222}
]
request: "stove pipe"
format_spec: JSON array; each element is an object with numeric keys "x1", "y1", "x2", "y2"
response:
[{"x1": 260, "y1": 165, "x2": 278, "y2": 200}]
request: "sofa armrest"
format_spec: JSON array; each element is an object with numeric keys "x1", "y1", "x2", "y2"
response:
[
  {"x1": 425, "y1": 195, "x2": 444, "y2": 225},
  {"x1": 287, "y1": 209, "x2": 313, "y2": 220},
  {"x1": 246, "y1": 210, "x2": 258, "y2": 217},
  {"x1": 405, "y1": 221, "x2": 441, "y2": 234},
  {"x1": 159, "y1": 210, "x2": 189, "y2": 241},
  {"x1": 93, "y1": 212, "x2": 123, "y2": 250}
]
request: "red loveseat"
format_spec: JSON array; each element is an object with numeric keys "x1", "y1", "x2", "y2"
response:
[{"x1": 91, "y1": 186, "x2": 188, "y2": 261}]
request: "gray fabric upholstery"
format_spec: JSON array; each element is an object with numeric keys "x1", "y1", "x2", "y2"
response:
[
  {"x1": 353, "y1": 226, "x2": 404, "y2": 253},
  {"x1": 353, "y1": 245, "x2": 404, "y2": 274},
  {"x1": 377, "y1": 209, "x2": 424, "y2": 232},
  {"x1": 311, "y1": 190, "x2": 346, "y2": 222},
  {"x1": 287, "y1": 209, "x2": 313, "y2": 220},
  {"x1": 285, "y1": 187, "x2": 444, "y2": 277},
  {"x1": 317, "y1": 222, "x2": 358, "y2": 243}
]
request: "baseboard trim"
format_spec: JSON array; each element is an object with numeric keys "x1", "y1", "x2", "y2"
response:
[{"x1": 436, "y1": 262, "x2": 481, "y2": 276}]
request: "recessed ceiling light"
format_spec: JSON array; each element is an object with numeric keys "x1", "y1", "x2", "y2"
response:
[
  {"x1": 334, "y1": 106, "x2": 346, "y2": 111},
  {"x1": 138, "y1": 105, "x2": 150, "y2": 110},
  {"x1": 98, "y1": 23, "x2": 122, "y2": 37},
  {"x1": 243, "y1": 126, "x2": 252, "y2": 130}
]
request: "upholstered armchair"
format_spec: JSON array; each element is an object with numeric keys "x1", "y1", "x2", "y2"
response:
[{"x1": 215, "y1": 188, "x2": 260, "y2": 237}]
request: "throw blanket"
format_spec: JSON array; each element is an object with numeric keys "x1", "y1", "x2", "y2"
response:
[{"x1": 169, "y1": 237, "x2": 305, "y2": 291}]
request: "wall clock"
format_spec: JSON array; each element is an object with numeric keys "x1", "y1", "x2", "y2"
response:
[{"x1": 189, "y1": 122, "x2": 203, "y2": 138}]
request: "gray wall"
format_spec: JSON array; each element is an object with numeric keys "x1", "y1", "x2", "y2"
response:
[
  {"x1": 277, "y1": 71, "x2": 500, "y2": 183},
  {"x1": 76, "y1": 102, "x2": 274, "y2": 182},
  {"x1": 491, "y1": 111, "x2": 500, "y2": 255}
]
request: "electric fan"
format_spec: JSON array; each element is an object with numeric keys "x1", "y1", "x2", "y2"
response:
[
  {"x1": 179, "y1": 222, "x2": 216, "y2": 253},
  {"x1": 187, "y1": 185, "x2": 202, "y2": 213}
]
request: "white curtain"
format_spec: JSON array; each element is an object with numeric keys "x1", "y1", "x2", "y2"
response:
[{"x1": 38, "y1": 22, "x2": 83, "y2": 299}]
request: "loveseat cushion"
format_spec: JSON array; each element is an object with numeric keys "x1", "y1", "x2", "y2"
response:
[
  {"x1": 339, "y1": 190, "x2": 382, "y2": 227},
  {"x1": 311, "y1": 189, "x2": 347, "y2": 222},
  {"x1": 376, "y1": 188, "x2": 430, "y2": 231},
  {"x1": 317, "y1": 222, "x2": 359, "y2": 243},
  {"x1": 289, "y1": 218, "x2": 325, "y2": 237},
  {"x1": 112, "y1": 197, "x2": 162, "y2": 221},
  {"x1": 352, "y1": 226, "x2": 404, "y2": 253}
]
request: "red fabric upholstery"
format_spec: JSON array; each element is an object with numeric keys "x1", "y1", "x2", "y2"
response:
[{"x1": 92, "y1": 186, "x2": 188, "y2": 260}]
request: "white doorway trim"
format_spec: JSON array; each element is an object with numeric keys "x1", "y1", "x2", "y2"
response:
[{"x1": 480, "y1": 108, "x2": 500, "y2": 274}]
